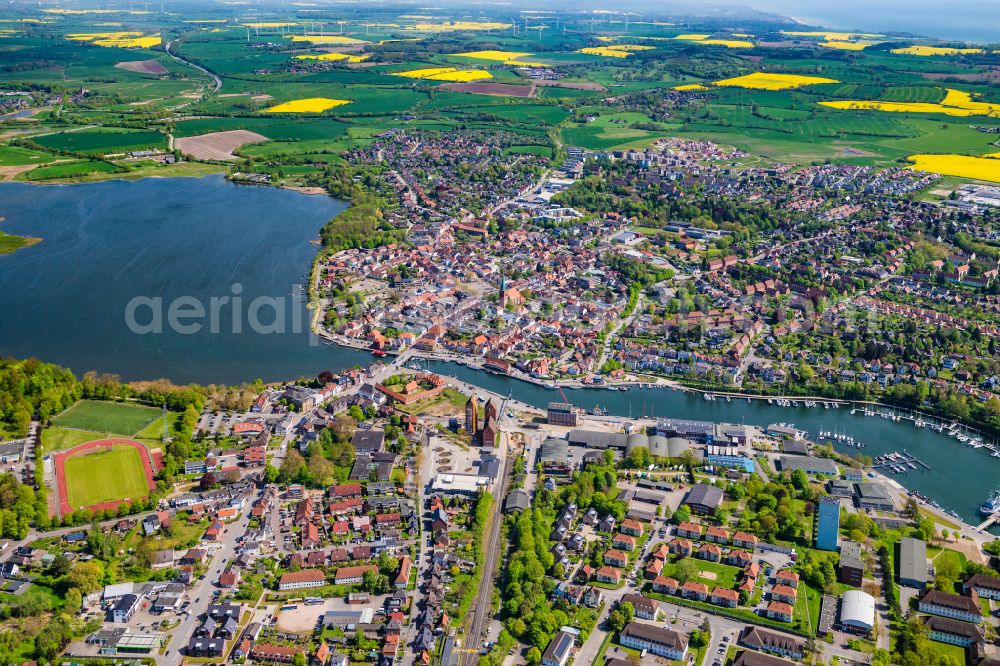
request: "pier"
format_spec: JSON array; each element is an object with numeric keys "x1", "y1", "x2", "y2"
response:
[
  {"x1": 976, "y1": 512, "x2": 1000, "y2": 531},
  {"x1": 871, "y1": 450, "x2": 930, "y2": 475}
]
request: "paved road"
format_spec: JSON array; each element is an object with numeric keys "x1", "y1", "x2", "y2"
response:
[
  {"x1": 162, "y1": 490, "x2": 258, "y2": 666},
  {"x1": 572, "y1": 521, "x2": 666, "y2": 666},
  {"x1": 164, "y1": 40, "x2": 222, "y2": 94}
]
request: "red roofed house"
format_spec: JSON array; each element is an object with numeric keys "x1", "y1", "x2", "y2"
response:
[
  {"x1": 705, "y1": 526, "x2": 730, "y2": 544},
  {"x1": 766, "y1": 601, "x2": 793, "y2": 623},
  {"x1": 204, "y1": 521, "x2": 223, "y2": 540},
  {"x1": 376, "y1": 513, "x2": 401, "y2": 526},
  {"x1": 776, "y1": 570, "x2": 800, "y2": 589},
  {"x1": 596, "y1": 567, "x2": 621, "y2": 585},
  {"x1": 604, "y1": 549, "x2": 629, "y2": 568},
  {"x1": 727, "y1": 550, "x2": 752, "y2": 567},
  {"x1": 279, "y1": 569, "x2": 325, "y2": 591},
  {"x1": 653, "y1": 576, "x2": 678, "y2": 595},
  {"x1": 772, "y1": 584, "x2": 798, "y2": 604},
  {"x1": 677, "y1": 522, "x2": 702, "y2": 539},
  {"x1": 253, "y1": 644, "x2": 306, "y2": 664},
  {"x1": 669, "y1": 538, "x2": 692, "y2": 557},
  {"x1": 621, "y1": 519, "x2": 644, "y2": 537},
  {"x1": 301, "y1": 523, "x2": 320, "y2": 549},
  {"x1": 242, "y1": 445, "x2": 265, "y2": 466},
  {"x1": 395, "y1": 556, "x2": 411, "y2": 589},
  {"x1": 331, "y1": 483, "x2": 363, "y2": 499},
  {"x1": 680, "y1": 581, "x2": 708, "y2": 601},
  {"x1": 697, "y1": 543, "x2": 722, "y2": 562},
  {"x1": 645, "y1": 559, "x2": 664, "y2": 579},
  {"x1": 711, "y1": 588, "x2": 739, "y2": 608},
  {"x1": 219, "y1": 571, "x2": 240, "y2": 588},
  {"x1": 335, "y1": 564, "x2": 378, "y2": 585}
]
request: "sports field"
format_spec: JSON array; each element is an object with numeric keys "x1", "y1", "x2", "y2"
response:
[
  {"x1": 62, "y1": 444, "x2": 151, "y2": 509},
  {"x1": 51, "y1": 400, "x2": 160, "y2": 435}
]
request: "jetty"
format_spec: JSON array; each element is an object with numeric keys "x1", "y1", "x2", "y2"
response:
[
  {"x1": 976, "y1": 512, "x2": 1000, "y2": 531},
  {"x1": 872, "y1": 450, "x2": 930, "y2": 475}
]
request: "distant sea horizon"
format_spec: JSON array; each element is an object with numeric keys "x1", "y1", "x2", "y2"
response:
[{"x1": 747, "y1": 0, "x2": 1000, "y2": 43}]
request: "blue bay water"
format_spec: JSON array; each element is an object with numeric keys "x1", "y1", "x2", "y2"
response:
[{"x1": 0, "y1": 175, "x2": 371, "y2": 384}]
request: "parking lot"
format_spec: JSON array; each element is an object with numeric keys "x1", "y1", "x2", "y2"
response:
[{"x1": 431, "y1": 436, "x2": 479, "y2": 475}]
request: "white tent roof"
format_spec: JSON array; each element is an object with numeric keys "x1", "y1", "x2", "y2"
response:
[{"x1": 841, "y1": 590, "x2": 875, "y2": 630}]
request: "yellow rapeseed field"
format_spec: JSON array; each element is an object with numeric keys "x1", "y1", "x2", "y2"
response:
[
  {"x1": 578, "y1": 44, "x2": 657, "y2": 58},
  {"x1": 449, "y1": 50, "x2": 533, "y2": 61},
  {"x1": 891, "y1": 45, "x2": 983, "y2": 56},
  {"x1": 907, "y1": 154, "x2": 1000, "y2": 182},
  {"x1": 820, "y1": 88, "x2": 1000, "y2": 118},
  {"x1": 447, "y1": 49, "x2": 545, "y2": 65},
  {"x1": 66, "y1": 32, "x2": 160, "y2": 48},
  {"x1": 699, "y1": 39, "x2": 754, "y2": 48},
  {"x1": 713, "y1": 72, "x2": 839, "y2": 90},
  {"x1": 820, "y1": 100, "x2": 979, "y2": 116},
  {"x1": 782, "y1": 30, "x2": 882, "y2": 40},
  {"x1": 941, "y1": 89, "x2": 1000, "y2": 114},
  {"x1": 670, "y1": 34, "x2": 752, "y2": 48},
  {"x1": 820, "y1": 41, "x2": 872, "y2": 50},
  {"x1": 674, "y1": 84, "x2": 709, "y2": 91},
  {"x1": 395, "y1": 67, "x2": 492, "y2": 82},
  {"x1": 243, "y1": 22, "x2": 298, "y2": 28},
  {"x1": 264, "y1": 98, "x2": 351, "y2": 113},
  {"x1": 289, "y1": 35, "x2": 366, "y2": 45},
  {"x1": 404, "y1": 21, "x2": 512, "y2": 32},
  {"x1": 183, "y1": 19, "x2": 228, "y2": 23},
  {"x1": 294, "y1": 52, "x2": 369, "y2": 63},
  {"x1": 578, "y1": 47, "x2": 632, "y2": 58}
]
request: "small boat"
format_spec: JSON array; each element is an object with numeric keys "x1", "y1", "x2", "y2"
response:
[{"x1": 981, "y1": 488, "x2": 1000, "y2": 515}]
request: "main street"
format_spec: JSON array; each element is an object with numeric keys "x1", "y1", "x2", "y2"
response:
[{"x1": 162, "y1": 489, "x2": 259, "y2": 666}]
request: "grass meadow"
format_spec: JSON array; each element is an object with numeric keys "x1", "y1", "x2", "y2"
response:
[{"x1": 51, "y1": 400, "x2": 160, "y2": 436}]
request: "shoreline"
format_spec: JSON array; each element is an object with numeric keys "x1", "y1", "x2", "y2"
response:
[{"x1": 307, "y1": 320, "x2": 1000, "y2": 447}]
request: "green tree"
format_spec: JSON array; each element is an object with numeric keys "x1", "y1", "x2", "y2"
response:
[
  {"x1": 65, "y1": 561, "x2": 103, "y2": 593},
  {"x1": 619, "y1": 600, "x2": 635, "y2": 624},
  {"x1": 673, "y1": 558, "x2": 699, "y2": 584}
]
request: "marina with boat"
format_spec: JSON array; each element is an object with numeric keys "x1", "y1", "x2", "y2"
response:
[{"x1": 418, "y1": 358, "x2": 1000, "y2": 529}]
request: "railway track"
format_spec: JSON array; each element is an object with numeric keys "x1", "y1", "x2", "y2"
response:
[{"x1": 458, "y1": 431, "x2": 513, "y2": 666}]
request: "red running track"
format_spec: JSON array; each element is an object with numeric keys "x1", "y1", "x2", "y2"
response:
[{"x1": 53, "y1": 438, "x2": 157, "y2": 517}]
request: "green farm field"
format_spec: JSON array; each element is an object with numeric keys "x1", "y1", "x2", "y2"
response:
[
  {"x1": 562, "y1": 112, "x2": 677, "y2": 151},
  {"x1": 0, "y1": 145, "x2": 56, "y2": 166},
  {"x1": 63, "y1": 445, "x2": 151, "y2": 508},
  {"x1": 19, "y1": 160, "x2": 124, "y2": 181},
  {"x1": 32, "y1": 129, "x2": 166, "y2": 156}
]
